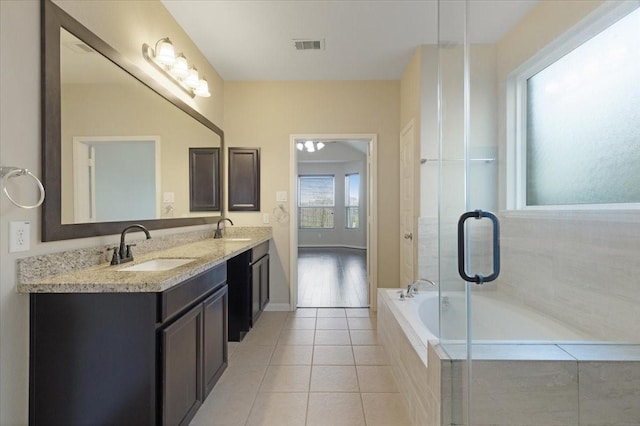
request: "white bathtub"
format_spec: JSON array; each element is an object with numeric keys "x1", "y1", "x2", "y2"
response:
[{"x1": 382, "y1": 289, "x2": 592, "y2": 347}]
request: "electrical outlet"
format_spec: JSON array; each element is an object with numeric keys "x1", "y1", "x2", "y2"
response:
[
  {"x1": 263, "y1": 213, "x2": 270, "y2": 224},
  {"x1": 9, "y1": 221, "x2": 30, "y2": 253}
]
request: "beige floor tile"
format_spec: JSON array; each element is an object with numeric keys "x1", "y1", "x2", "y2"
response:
[
  {"x1": 229, "y1": 343, "x2": 275, "y2": 365},
  {"x1": 270, "y1": 345, "x2": 313, "y2": 365},
  {"x1": 245, "y1": 392, "x2": 308, "y2": 426},
  {"x1": 242, "y1": 327, "x2": 281, "y2": 346},
  {"x1": 353, "y1": 345, "x2": 389, "y2": 365},
  {"x1": 283, "y1": 316, "x2": 317, "y2": 329},
  {"x1": 348, "y1": 317, "x2": 377, "y2": 330},
  {"x1": 213, "y1": 364, "x2": 268, "y2": 394},
  {"x1": 313, "y1": 345, "x2": 355, "y2": 365},
  {"x1": 349, "y1": 330, "x2": 379, "y2": 345},
  {"x1": 306, "y1": 393, "x2": 366, "y2": 426},
  {"x1": 310, "y1": 365, "x2": 359, "y2": 392},
  {"x1": 357, "y1": 366, "x2": 398, "y2": 392},
  {"x1": 314, "y1": 330, "x2": 351, "y2": 346},
  {"x1": 361, "y1": 393, "x2": 411, "y2": 426},
  {"x1": 288, "y1": 308, "x2": 317, "y2": 317},
  {"x1": 189, "y1": 390, "x2": 256, "y2": 426},
  {"x1": 346, "y1": 308, "x2": 373, "y2": 318},
  {"x1": 316, "y1": 308, "x2": 347, "y2": 318},
  {"x1": 227, "y1": 341, "x2": 241, "y2": 357},
  {"x1": 316, "y1": 317, "x2": 349, "y2": 330},
  {"x1": 259, "y1": 365, "x2": 311, "y2": 392},
  {"x1": 277, "y1": 329, "x2": 315, "y2": 345}
]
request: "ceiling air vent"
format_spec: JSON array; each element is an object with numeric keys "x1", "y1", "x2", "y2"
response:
[{"x1": 293, "y1": 39, "x2": 325, "y2": 51}]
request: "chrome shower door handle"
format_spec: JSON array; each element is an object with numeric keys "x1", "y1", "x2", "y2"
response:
[{"x1": 457, "y1": 210, "x2": 500, "y2": 285}]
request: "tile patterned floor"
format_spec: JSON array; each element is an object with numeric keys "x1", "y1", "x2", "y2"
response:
[{"x1": 190, "y1": 308, "x2": 412, "y2": 426}]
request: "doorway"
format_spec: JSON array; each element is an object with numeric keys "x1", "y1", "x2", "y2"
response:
[{"x1": 289, "y1": 134, "x2": 378, "y2": 309}]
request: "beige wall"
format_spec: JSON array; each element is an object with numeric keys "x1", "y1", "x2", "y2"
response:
[
  {"x1": 0, "y1": 1, "x2": 224, "y2": 424},
  {"x1": 224, "y1": 80, "x2": 400, "y2": 305}
]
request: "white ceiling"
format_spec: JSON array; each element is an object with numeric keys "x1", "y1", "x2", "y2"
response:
[{"x1": 161, "y1": 0, "x2": 538, "y2": 81}]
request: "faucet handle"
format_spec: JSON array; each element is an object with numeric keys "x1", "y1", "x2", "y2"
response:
[{"x1": 107, "y1": 247, "x2": 120, "y2": 265}]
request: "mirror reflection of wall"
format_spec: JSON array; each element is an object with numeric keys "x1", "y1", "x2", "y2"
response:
[{"x1": 59, "y1": 29, "x2": 220, "y2": 224}]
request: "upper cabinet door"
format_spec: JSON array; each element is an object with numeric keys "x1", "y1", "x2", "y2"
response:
[{"x1": 228, "y1": 148, "x2": 260, "y2": 211}]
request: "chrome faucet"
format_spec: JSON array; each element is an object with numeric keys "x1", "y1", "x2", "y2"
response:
[
  {"x1": 406, "y1": 278, "x2": 436, "y2": 298},
  {"x1": 110, "y1": 224, "x2": 151, "y2": 265},
  {"x1": 214, "y1": 218, "x2": 234, "y2": 239}
]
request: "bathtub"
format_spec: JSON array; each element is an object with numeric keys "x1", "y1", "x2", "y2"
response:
[{"x1": 382, "y1": 288, "x2": 593, "y2": 347}]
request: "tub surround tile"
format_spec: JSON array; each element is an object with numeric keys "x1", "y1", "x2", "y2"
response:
[
  {"x1": 18, "y1": 227, "x2": 272, "y2": 293},
  {"x1": 306, "y1": 393, "x2": 365, "y2": 426},
  {"x1": 443, "y1": 343, "x2": 575, "y2": 361},
  {"x1": 559, "y1": 344, "x2": 640, "y2": 361},
  {"x1": 578, "y1": 361, "x2": 640, "y2": 426}
]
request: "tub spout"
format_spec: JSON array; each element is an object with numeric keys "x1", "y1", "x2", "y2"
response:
[{"x1": 406, "y1": 278, "x2": 436, "y2": 298}]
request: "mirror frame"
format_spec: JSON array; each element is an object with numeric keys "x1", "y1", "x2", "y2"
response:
[{"x1": 42, "y1": 0, "x2": 224, "y2": 241}]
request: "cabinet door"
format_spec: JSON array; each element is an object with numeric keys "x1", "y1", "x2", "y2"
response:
[
  {"x1": 203, "y1": 285, "x2": 228, "y2": 398},
  {"x1": 260, "y1": 255, "x2": 270, "y2": 311},
  {"x1": 162, "y1": 304, "x2": 203, "y2": 426},
  {"x1": 228, "y1": 147, "x2": 260, "y2": 211},
  {"x1": 251, "y1": 260, "x2": 261, "y2": 326}
]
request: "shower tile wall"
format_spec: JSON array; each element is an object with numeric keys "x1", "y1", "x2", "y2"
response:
[{"x1": 498, "y1": 212, "x2": 640, "y2": 342}]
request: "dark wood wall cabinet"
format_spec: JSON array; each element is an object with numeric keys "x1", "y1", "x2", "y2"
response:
[
  {"x1": 29, "y1": 264, "x2": 228, "y2": 426},
  {"x1": 228, "y1": 147, "x2": 260, "y2": 211},
  {"x1": 189, "y1": 147, "x2": 221, "y2": 211},
  {"x1": 227, "y1": 241, "x2": 270, "y2": 341}
]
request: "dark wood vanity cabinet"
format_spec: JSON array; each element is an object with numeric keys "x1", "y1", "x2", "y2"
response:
[
  {"x1": 227, "y1": 241, "x2": 270, "y2": 341},
  {"x1": 29, "y1": 264, "x2": 228, "y2": 426}
]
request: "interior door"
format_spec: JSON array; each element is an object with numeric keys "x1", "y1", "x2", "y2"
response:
[{"x1": 399, "y1": 121, "x2": 415, "y2": 287}]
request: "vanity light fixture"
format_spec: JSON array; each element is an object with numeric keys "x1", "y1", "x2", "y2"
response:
[
  {"x1": 142, "y1": 38, "x2": 211, "y2": 98},
  {"x1": 296, "y1": 140, "x2": 326, "y2": 153}
]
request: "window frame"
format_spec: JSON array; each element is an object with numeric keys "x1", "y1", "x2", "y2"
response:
[
  {"x1": 297, "y1": 174, "x2": 336, "y2": 229},
  {"x1": 507, "y1": 2, "x2": 640, "y2": 211},
  {"x1": 345, "y1": 173, "x2": 360, "y2": 229}
]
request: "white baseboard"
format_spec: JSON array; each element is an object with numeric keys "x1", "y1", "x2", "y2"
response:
[
  {"x1": 298, "y1": 244, "x2": 366, "y2": 250},
  {"x1": 264, "y1": 303, "x2": 292, "y2": 312}
]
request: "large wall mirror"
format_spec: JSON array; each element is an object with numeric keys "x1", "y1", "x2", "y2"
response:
[{"x1": 42, "y1": 0, "x2": 223, "y2": 241}]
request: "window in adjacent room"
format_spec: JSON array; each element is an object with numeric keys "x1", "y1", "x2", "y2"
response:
[
  {"x1": 298, "y1": 175, "x2": 335, "y2": 228},
  {"x1": 345, "y1": 173, "x2": 360, "y2": 229},
  {"x1": 515, "y1": 6, "x2": 639, "y2": 208}
]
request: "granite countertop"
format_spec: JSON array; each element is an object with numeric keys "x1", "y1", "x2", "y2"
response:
[{"x1": 18, "y1": 230, "x2": 271, "y2": 294}]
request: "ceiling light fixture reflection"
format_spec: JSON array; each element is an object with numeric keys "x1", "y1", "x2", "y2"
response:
[{"x1": 142, "y1": 38, "x2": 211, "y2": 98}]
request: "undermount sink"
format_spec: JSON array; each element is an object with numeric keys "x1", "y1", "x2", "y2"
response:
[
  {"x1": 223, "y1": 238, "x2": 251, "y2": 242},
  {"x1": 119, "y1": 258, "x2": 195, "y2": 272}
]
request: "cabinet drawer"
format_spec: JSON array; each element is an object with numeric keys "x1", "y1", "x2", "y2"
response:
[
  {"x1": 251, "y1": 241, "x2": 269, "y2": 262},
  {"x1": 161, "y1": 263, "x2": 226, "y2": 323}
]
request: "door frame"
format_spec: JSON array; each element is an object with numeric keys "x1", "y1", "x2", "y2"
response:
[{"x1": 289, "y1": 133, "x2": 378, "y2": 310}]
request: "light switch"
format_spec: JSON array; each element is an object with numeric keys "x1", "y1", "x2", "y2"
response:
[{"x1": 276, "y1": 191, "x2": 288, "y2": 202}]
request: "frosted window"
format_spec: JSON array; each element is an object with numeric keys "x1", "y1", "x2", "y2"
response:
[{"x1": 525, "y1": 8, "x2": 640, "y2": 206}]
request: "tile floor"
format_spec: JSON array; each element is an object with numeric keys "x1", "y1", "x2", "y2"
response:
[{"x1": 190, "y1": 308, "x2": 412, "y2": 426}]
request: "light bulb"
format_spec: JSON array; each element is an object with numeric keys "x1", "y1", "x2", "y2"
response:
[
  {"x1": 297, "y1": 142, "x2": 304, "y2": 151},
  {"x1": 194, "y1": 78, "x2": 211, "y2": 97},
  {"x1": 171, "y1": 54, "x2": 189, "y2": 79},
  {"x1": 155, "y1": 38, "x2": 176, "y2": 66},
  {"x1": 185, "y1": 66, "x2": 200, "y2": 89},
  {"x1": 316, "y1": 142, "x2": 325, "y2": 150}
]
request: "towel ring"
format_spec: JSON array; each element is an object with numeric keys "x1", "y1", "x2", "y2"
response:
[{"x1": 0, "y1": 166, "x2": 46, "y2": 209}]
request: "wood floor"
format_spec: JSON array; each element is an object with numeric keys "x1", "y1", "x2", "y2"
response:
[{"x1": 297, "y1": 247, "x2": 368, "y2": 308}]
